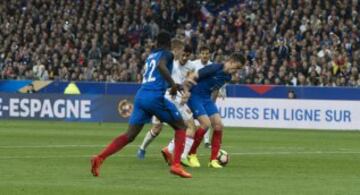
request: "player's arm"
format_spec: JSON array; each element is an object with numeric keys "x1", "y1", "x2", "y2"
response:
[
  {"x1": 197, "y1": 63, "x2": 223, "y2": 80},
  {"x1": 180, "y1": 90, "x2": 191, "y2": 105},
  {"x1": 218, "y1": 85, "x2": 227, "y2": 99},
  {"x1": 157, "y1": 58, "x2": 181, "y2": 96},
  {"x1": 184, "y1": 64, "x2": 223, "y2": 89},
  {"x1": 211, "y1": 86, "x2": 227, "y2": 101},
  {"x1": 180, "y1": 71, "x2": 194, "y2": 105},
  {"x1": 158, "y1": 58, "x2": 176, "y2": 86},
  {"x1": 211, "y1": 89, "x2": 219, "y2": 101}
]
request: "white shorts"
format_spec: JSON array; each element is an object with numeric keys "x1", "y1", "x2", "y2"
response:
[{"x1": 151, "y1": 91, "x2": 193, "y2": 124}]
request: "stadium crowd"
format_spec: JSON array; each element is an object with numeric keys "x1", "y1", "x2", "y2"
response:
[{"x1": 0, "y1": 0, "x2": 359, "y2": 87}]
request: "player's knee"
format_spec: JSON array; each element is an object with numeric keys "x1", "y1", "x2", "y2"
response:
[
  {"x1": 212, "y1": 123, "x2": 224, "y2": 131},
  {"x1": 186, "y1": 127, "x2": 195, "y2": 137},
  {"x1": 178, "y1": 123, "x2": 187, "y2": 130},
  {"x1": 176, "y1": 122, "x2": 187, "y2": 130},
  {"x1": 168, "y1": 119, "x2": 187, "y2": 130},
  {"x1": 125, "y1": 131, "x2": 138, "y2": 143},
  {"x1": 185, "y1": 123, "x2": 196, "y2": 136},
  {"x1": 151, "y1": 124, "x2": 163, "y2": 135},
  {"x1": 200, "y1": 125, "x2": 209, "y2": 131},
  {"x1": 127, "y1": 134, "x2": 136, "y2": 143},
  {"x1": 199, "y1": 121, "x2": 211, "y2": 130}
]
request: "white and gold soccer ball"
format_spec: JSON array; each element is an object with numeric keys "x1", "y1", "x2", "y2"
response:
[{"x1": 217, "y1": 149, "x2": 229, "y2": 166}]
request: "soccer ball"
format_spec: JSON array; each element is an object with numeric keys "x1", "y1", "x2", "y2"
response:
[{"x1": 217, "y1": 149, "x2": 229, "y2": 166}]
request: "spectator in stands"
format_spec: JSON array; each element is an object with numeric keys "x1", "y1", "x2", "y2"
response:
[
  {"x1": 0, "y1": 0, "x2": 359, "y2": 88},
  {"x1": 288, "y1": 90, "x2": 296, "y2": 99}
]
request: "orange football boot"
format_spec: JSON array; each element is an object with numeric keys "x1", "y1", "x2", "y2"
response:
[{"x1": 170, "y1": 164, "x2": 192, "y2": 178}]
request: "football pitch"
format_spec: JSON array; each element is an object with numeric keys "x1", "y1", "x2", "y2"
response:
[{"x1": 0, "y1": 120, "x2": 359, "y2": 195}]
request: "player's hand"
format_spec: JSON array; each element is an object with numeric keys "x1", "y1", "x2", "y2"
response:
[
  {"x1": 218, "y1": 93, "x2": 226, "y2": 100},
  {"x1": 183, "y1": 72, "x2": 198, "y2": 89},
  {"x1": 180, "y1": 91, "x2": 191, "y2": 105},
  {"x1": 169, "y1": 84, "x2": 183, "y2": 97},
  {"x1": 183, "y1": 78, "x2": 197, "y2": 89}
]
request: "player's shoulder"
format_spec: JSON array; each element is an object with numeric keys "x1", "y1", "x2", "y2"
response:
[
  {"x1": 203, "y1": 63, "x2": 223, "y2": 69},
  {"x1": 190, "y1": 59, "x2": 201, "y2": 65},
  {"x1": 173, "y1": 60, "x2": 180, "y2": 68},
  {"x1": 188, "y1": 60, "x2": 203, "y2": 70},
  {"x1": 150, "y1": 48, "x2": 173, "y2": 59},
  {"x1": 211, "y1": 62, "x2": 222, "y2": 67}
]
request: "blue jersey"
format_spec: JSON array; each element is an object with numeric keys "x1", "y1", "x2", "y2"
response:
[
  {"x1": 191, "y1": 64, "x2": 232, "y2": 98},
  {"x1": 140, "y1": 48, "x2": 174, "y2": 92},
  {"x1": 129, "y1": 48, "x2": 182, "y2": 125}
]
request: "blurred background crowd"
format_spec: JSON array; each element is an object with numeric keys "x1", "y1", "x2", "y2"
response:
[{"x1": 0, "y1": 0, "x2": 359, "y2": 87}]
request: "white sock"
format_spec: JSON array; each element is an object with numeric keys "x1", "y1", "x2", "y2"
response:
[
  {"x1": 181, "y1": 137, "x2": 194, "y2": 159},
  {"x1": 168, "y1": 139, "x2": 175, "y2": 153},
  {"x1": 139, "y1": 129, "x2": 157, "y2": 150},
  {"x1": 204, "y1": 129, "x2": 211, "y2": 144}
]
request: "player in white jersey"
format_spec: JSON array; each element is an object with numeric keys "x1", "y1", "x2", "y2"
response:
[{"x1": 137, "y1": 45, "x2": 198, "y2": 163}]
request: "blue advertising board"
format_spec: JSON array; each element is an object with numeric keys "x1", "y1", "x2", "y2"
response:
[{"x1": 0, "y1": 93, "x2": 133, "y2": 122}]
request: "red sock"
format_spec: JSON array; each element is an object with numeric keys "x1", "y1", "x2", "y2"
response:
[
  {"x1": 98, "y1": 133, "x2": 129, "y2": 160},
  {"x1": 173, "y1": 130, "x2": 186, "y2": 165},
  {"x1": 189, "y1": 127, "x2": 207, "y2": 155},
  {"x1": 211, "y1": 130, "x2": 222, "y2": 160}
]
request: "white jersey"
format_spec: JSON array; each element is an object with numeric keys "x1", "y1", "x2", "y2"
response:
[
  {"x1": 171, "y1": 60, "x2": 199, "y2": 84},
  {"x1": 154, "y1": 60, "x2": 197, "y2": 123},
  {"x1": 165, "y1": 60, "x2": 197, "y2": 104}
]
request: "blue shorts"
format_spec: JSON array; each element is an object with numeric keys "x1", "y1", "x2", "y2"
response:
[
  {"x1": 187, "y1": 94, "x2": 218, "y2": 118},
  {"x1": 129, "y1": 90, "x2": 183, "y2": 125}
]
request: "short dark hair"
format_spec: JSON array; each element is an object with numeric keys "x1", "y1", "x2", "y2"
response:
[
  {"x1": 184, "y1": 45, "x2": 192, "y2": 53},
  {"x1": 157, "y1": 30, "x2": 171, "y2": 48},
  {"x1": 229, "y1": 52, "x2": 246, "y2": 64},
  {"x1": 199, "y1": 45, "x2": 210, "y2": 52}
]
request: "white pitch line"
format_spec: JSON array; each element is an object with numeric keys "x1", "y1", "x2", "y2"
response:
[
  {"x1": 0, "y1": 144, "x2": 139, "y2": 149},
  {"x1": 231, "y1": 151, "x2": 360, "y2": 155},
  {"x1": 0, "y1": 151, "x2": 359, "y2": 160},
  {"x1": 0, "y1": 144, "x2": 236, "y2": 149}
]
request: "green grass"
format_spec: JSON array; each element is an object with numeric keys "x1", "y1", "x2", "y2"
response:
[{"x1": 0, "y1": 120, "x2": 359, "y2": 195}]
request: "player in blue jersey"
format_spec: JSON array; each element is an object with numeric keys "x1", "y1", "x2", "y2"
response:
[
  {"x1": 91, "y1": 31, "x2": 192, "y2": 178},
  {"x1": 184, "y1": 53, "x2": 246, "y2": 168}
]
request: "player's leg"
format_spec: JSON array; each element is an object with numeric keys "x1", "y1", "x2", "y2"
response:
[
  {"x1": 153, "y1": 99, "x2": 191, "y2": 178},
  {"x1": 91, "y1": 124, "x2": 144, "y2": 176},
  {"x1": 183, "y1": 118, "x2": 196, "y2": 159},
  {"x1": 91, "y1": 101, "x2": 150, "y2": 177},
  {"x1": 205, "y1": 100, "x2": 224, "y2": 168},
  {"x1": 166, "y1": 118, "x2": 195, "y2": 167},
  {"x1": 166, "y1": 104, "x2": 195, "y2": 166},
  {"x1": 189, "y1": 115, "x2": 211, "y2": 155},
  {"x1": 187, "y1": 114, "x2": 211, "y2": 167},
  {"x1": 203, "y1": 127, "x2": 212, "y2": 148},
  {"x1": 137, "y1": 117, "x2": 163, "y2": 159},
  {"x1": 166, "y1": 119, "x2": 192, "y2": 178},
  {"x1": 208, "y1": 113, "x2": 224, "y2": 168},
  {"x1": 186, "y1": 96, "x2": 211, "y2": 167}
]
